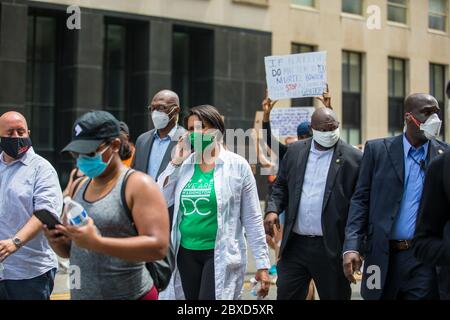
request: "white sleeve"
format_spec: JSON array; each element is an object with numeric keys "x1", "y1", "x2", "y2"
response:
[
  {"x1": 33, "y1": 163, "x2": 63, "y2": 217},
  {"x1": 240, "y1": 163, "x2": 271, "y2": 270},
  {"x1": 156, "y1": 162, "x2": 182, "y2": 207}
]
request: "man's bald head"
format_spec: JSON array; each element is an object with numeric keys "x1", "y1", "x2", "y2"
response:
[
  {"x1": 151, "y1": 90, "x2": 180, "y2": 106},
  {"x1": 0, "y1": 111, "x2": 29, "y2": 137},
  {"x1": 310, "y1": 107, "x2": 340, "y2": 150},
  {"x1": 149, "y1": 90, "x2": 181, "y2": 131},
  {"x1": 311, "y1": 107, "x2": 339, "y2": 131},
  {"x1": 405, "y1": 93, "x2": 439, "y2": 114},
  {"x1": 404, "y1": 93, "x2": 441, "y2": 144}
]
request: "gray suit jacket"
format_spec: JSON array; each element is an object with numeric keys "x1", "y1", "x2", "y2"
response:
[{"x1": 132, "y1": 126, "x2": 186, "y2": 181}]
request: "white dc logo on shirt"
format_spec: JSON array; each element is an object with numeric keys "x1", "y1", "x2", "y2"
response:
[{"x1": 181, "y1": 198, "x2": 211, "y2": 216}]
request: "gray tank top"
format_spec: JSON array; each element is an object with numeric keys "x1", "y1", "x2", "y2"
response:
[{"x1": 70, "y1": 170, "x2": 153, "y2": 300}]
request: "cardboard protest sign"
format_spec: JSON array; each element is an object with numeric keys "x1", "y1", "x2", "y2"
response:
[
  {"x1": 265, "y1": 51, "x2": 327, "y2": 100},
  {"x1": 270, "y1": 107, "x2": 315, "y2": 137}
]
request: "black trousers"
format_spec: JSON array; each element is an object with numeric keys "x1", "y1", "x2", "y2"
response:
[
  {"x1": 277, "y1": 234, "x2": 351, "y2": 300},
  {"x1": 381, "y1": 248, "x2": 439, "y2": 300},
  {"x1": 437, "y1": 266, "x2": 450, "y2": 300},
  {"x1": 177, "y1": 246, "x2": 215, "y2": 300}
]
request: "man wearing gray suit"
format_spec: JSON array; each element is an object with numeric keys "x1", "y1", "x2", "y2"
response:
[{"x1": 133, "y1": 90, "x2": 186, "y2": 226}]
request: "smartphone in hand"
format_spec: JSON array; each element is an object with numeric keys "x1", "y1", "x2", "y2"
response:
[{"x1": 34, "y1": 210, "x2": 62, "y2": 230}]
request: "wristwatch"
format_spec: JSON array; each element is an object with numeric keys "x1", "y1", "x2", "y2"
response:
[
  {"x1": 12, "y1": 237, "x2": 23, "y2": 250},
  {"x1": 171, "y1": 160, "x2": 182, "y2": 168}
]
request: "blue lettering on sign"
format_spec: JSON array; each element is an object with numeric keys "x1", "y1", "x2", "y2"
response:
[
  {"x1": 275, "y1": 74, "x2": 301, "y2": 85},
  {"x1": 302, "y1": 88, "x2": 323, "y2": 96},
  {"x1": 305, "y1": 74, "x2": 324, "y2": 81}
]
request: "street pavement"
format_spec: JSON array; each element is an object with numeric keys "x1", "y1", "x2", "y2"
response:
[
  {"x1": 241, "y1": 246, "x2": 362, "y2": 300},
  {"x1": 51, "y1": 245, "x2": 362, "y2": 300},
  {"x1": 51, "y1": 202, "x2": 362, "y2": 300}
]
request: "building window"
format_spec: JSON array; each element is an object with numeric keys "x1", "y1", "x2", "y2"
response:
[
  {"x1": 291, "y1": 43, "x2": 315, "y2": 107},
  {"x1": 232, "y1": 0, "x2": 269, "y2": 6},
  {"x1": 173, "y1": 32, "x2": 191, "y2": 109},
  {"x1": 291, "y1": 0, "x2": 315, "y2": 8},
  {"x1": 342, "y1": 51, "x2": 362, "y2": 145},
  {"x1": 104, "y1": 21, "x2": 127, "y2": 122},
  {"x1": 388, "y1": 0, "x2": 408, "y2": 24},
  {"x1": 388, "y1": 57, "x2": 407, "y2": 136},
  {"x1": 26, "y1": 14, "x2": 57, "y2": 152},
  {"x1": 429, "y1": 0, "x2": 448, "y2": 31},
  {"x1": 172, "y1": 26, "x2": 214, "y2": 110},
  {"x1": 291, "y1": 43, "x2": 315, "y2": 54},
  {"x1": 342, "y1": 0, "x2": 363, "y2": 15},
  {"x1": 430, "y1": 63, "x2": 447, "y2": 140}
]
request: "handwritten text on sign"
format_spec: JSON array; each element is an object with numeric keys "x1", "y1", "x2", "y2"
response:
[
  {"x1": 270, "y1": 107, "x2": 315, "y2": 137},
  {"x1": 265, "y1": 51, "x2": 327, "y2": 100}
]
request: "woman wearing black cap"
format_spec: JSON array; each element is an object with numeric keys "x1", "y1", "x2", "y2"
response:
[{"x1": 44, "y1": 110, "x2": 169, "y2": 300}]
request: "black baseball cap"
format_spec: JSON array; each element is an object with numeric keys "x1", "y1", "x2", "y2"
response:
[
  {"x1": 119, "y1": 121, "x2": 130, "y2": 136},
  {"x1": 62, "y1": 110, "x2": 120, "y2": 154}
]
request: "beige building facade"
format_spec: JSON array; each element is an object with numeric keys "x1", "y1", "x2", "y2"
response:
[
  {"x1": 271, "y1": 0, "x2": 450, "y2": 144},
  {"x1": 23, "y1": 0, "x2": 450, "y2": 144}
]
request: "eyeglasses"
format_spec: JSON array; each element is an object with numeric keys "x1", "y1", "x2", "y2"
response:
[{"x1": 147, "y1": 104, "x2": 178, "y2": 112}]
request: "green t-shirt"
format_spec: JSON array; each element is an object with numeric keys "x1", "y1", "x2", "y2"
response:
[{"x1": 179, "y1": 164, "x2": 218, "y2": 250}]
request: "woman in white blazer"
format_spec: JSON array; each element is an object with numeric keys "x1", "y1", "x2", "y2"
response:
[{"x1": 157, "y1": 105, "x2": 271, "y2": 300}]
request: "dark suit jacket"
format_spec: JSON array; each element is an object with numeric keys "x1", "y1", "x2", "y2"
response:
[
  {"x1": 414, "y1": 151, "x2": 450, "y2": 299},
  {"x1": 132, "y1": 126, "x2": 186, "y2": 180},
  {"x1": 343, "y1": 135, "x2": 449, "y2": 300},
  {"x1": 266, "y1": 138, "x2": 363, "y2": 261},
  {"x1": 132, "y1": 126, "x2": 186, "y2": 229}
]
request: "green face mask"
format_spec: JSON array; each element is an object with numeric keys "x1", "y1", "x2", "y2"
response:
[{"x1": 189, "y1": 132, "x2": 215, "y2": 153}]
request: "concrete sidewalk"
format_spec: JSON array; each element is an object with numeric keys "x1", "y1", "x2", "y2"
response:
[
  {"x1": 51, "y1": 202, "x2": 362, "y2": 300},
  {"x1": 52, "y1": 246, "x2": 362, "y2": 300},
  {"x1": 241, "y1": 245, "x2": 362, "y2": 300}
]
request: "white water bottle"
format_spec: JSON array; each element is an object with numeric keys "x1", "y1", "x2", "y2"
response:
[
  {"x1": 249, "y1": 277, "x2": 261, "y2": 299},
  {"x1": 250, "y1": 277, "x2": 268, "y2": 300},
  {"x1": 64, "y1": 197, "x2": 88, "y2": 227}
]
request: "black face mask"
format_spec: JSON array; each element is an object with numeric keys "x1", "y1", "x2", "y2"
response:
[{"x1": 0, "y1": 137, "x2": 32, "y2": 159}]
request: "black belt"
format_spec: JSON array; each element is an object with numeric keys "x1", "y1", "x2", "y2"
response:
[
  {"x1": 292, "y1": 233, "x2": 323, "y2": 239},
  {"x1": 389, "y1": 240, "x2": 412, "y2": 251}
]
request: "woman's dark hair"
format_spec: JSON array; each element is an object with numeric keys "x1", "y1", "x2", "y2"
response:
[
  {"x1": 105, "y1": 135, "x2": 132, "y2": 161},
  {"x1": 184, "y1": 105, "x2": 225, "y2": 135},
  {"x1": 118, "y1": 133, "x2": 133, "y2": 161}
]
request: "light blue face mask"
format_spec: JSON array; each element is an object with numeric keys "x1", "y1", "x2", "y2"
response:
[{"x1": 76, "y1": 146, "x2": 112, "y2": 179}]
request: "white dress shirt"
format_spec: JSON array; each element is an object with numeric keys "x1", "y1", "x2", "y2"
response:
[
  {"x1": 293, "y1": 141, "x2": 334, "y2": 236},
  {"x1": 0, "y1": 148, "x2": 63, "y2": 280}
]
